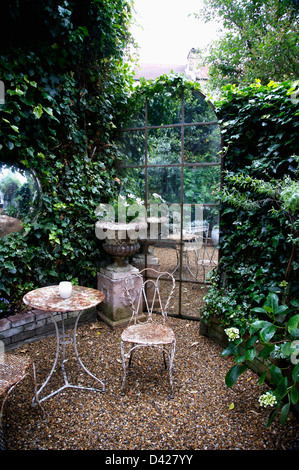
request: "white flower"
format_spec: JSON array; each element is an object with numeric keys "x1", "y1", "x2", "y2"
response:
[
  {"x1": 224, "y1": 327, "x2": 240, "y2": 341},
  {"x1": 136, "y1": 197, "x2": 144, "y2": 205},
  {"x1": 119, "y1": 194, "x2": 125, "y2": 200},
  {"x1": 128, "y1": 193, "x2": 135, "y2": 199},
  {"x1": 258, "y1": 392, "x2": 277, "y2": 408}
]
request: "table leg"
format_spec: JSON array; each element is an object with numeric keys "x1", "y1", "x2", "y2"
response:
[{"x1": 32, "y1": 311, "x2": 105, "y2": 405}]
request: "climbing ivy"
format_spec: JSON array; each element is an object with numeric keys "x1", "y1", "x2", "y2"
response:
[
  {"x1": 202, "y1": 79, "x2": 299, "y2": 426},
  {"x1": 0, "y1": 0, "x2": 135, "y2": 315}
]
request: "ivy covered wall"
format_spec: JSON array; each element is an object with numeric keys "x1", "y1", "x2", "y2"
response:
[
  {"x1": 203, "y1": 80, "x2": 299, "y2": 325},
  {"x1": 0, "y1": 0, "x2": 134, "y2": 315},
  {"x1": 218, "y1": 80, "x2": 298, "y2": 293},
  {"x1": 202, "y1": 80, "x2": 299, "y2": 426}
]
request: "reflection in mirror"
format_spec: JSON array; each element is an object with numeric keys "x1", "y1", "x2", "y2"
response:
[
  {"x1": 118, "y1": 167, "x2": 146, "y2": 202},
  {"x1": 184, "y1": 124, "x2": 221, "y2": 163},
  {"x1": 117, "y1": 130, "x2": 145, "y2": 166},
  {"x1": 0, "y1": 162, "x2": 41, "y2": 237},
  {"x1": 148, "y1": 166, "x2": 181, "y2": 205},
  {"x1": 183, "y1": 166, "x2": 221, "y2": 205},
  {"x1": 148, "y1": 127, "x2": 181, "y2": 165},
  {"x1": 184, "y1": 89, "x2": 217, "y2": 123}
]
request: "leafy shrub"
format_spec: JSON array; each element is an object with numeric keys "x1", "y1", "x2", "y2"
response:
[
  {"x1": 202, "y1": 80, "x2": 299, "y2": 426},
  {"x1": 0, "y1": 0, "x2": 134, "y2": 316}
]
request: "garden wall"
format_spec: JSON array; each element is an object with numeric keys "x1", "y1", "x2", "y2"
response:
[{"x1": 0, "y1": 308, "x2": 97, "y2": 351}]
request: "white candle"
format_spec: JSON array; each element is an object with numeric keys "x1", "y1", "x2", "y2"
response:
[{"x1": 59, "y1": 281, "x2": 72, "y2": 299}]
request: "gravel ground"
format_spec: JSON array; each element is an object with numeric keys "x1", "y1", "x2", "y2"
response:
[{"x1": 3, "y1": 316, "x2": 299, "y2": 451}]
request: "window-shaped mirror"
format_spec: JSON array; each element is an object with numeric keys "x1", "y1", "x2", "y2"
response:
[
  {"x1": 0, "y1": 162, "x2": 41, "y2": 237},
  {"x1": 116, "y1": 84, "x2": 222, "y2": 319}
]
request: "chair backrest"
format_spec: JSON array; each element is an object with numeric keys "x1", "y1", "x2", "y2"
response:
[
  {"x1": 184, "y1": 220, "x2": 209, "y2": 235},
  {"x1": 124, "y1": 268, "x2": 175, "y2": 325}
]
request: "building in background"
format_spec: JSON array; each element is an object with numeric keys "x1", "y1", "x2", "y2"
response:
[{"x1": 134, "y1": 48, "x2": 209, "y2": 90}]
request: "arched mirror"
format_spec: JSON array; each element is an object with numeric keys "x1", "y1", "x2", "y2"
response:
[
  {"x1": 0, "y1": 162, "x2": 41, "y2": 237},
  {"x1": 116, "y1": 84, "x2": 223, "y2": 319}
]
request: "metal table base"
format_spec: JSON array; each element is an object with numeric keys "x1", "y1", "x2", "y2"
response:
[{"x1": 33, "y1": 310, "x2": 105, "y2": 405}]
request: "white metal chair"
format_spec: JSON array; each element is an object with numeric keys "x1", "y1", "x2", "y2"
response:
[
  {"x1": 194, "y1": 236, "x2": 218, "y2": 280},
  {"x1": 181, "y1": 223, "x2": 218, "y2": 281},
  {"x1": 120, "y1": 268, "x2": 176, "y2": 398}
]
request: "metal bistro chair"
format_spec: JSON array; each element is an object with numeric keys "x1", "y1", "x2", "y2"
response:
[
  {"x1": 174, "y1": 222, "x2": 210, "y2": 280},
  {"x1": 120, "y1": 268, "x2": 176, "y2": 398},
  {"x1": 194, "y1": 236, "x2": 218, "y2": 281}
]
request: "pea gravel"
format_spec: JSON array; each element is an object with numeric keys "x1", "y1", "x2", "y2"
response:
[{"x1": 3, "y1": 316, "x2": 299, "y2": 451}]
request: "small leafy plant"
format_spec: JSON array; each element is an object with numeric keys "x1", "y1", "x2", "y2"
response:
[{"x1": 223, "y1": 292, "x2": 299, "y2": 426}]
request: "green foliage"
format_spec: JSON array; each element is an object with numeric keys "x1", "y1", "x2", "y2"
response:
[
  {"x1": 0, "y1": 0, "x2": 135, "y2": 315},
  {"x1": 202, "y1": 80, "x2": 299, "y2": 426},
  {"x1": 195, "y1": 0, "x2": 299, "y2": 91},
  {"x1": 117, "y1": 73, "x2": 221, "y2": 216}
]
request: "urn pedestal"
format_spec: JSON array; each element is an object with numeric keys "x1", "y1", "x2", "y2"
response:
[{"x1": 97, "y1": 265, "x2": 142, "y2": 328}]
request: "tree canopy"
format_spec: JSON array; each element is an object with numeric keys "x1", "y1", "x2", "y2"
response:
[{"x1": 195, "y1": 0, "x2": 299, "y2": 91}]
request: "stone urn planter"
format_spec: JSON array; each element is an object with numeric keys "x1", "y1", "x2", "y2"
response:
[{"x1": 96, "y1": 220, "x2": 147, "y2": 272}]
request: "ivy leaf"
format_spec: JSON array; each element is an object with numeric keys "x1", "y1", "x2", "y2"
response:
[
  {"x1": 270, "y1": 364, "x2": 283, "y2": 385},
  {"x1": 266, "y1": 407, "x2": 279, "y2": 428},
  {"x1": 275, "y1": 377, "x2": 288, "y2": 400},
  {"x1": 280, "y1": 403, "x2": 290, "y2": 426},
  {"x1": 33, "y1": 103, "x2": 43, "y2": 119},
  {"x1": 221, "y1": 342, "x2": 240, "y2": 356},
  {"x1": 258, "y1": 343, "x2": 275, "y2": 358},
  {"x1": 259, "y1": 371, "x2": 268, "y2": 385},
  {"x1": 245, "y1": 348, "x2": 256, "y2": 361},
  {"x1": 249, "y1": 320, "x2": 271, "y2": 335},
  {"x1": 292, "y1": 364, "x2": 299, "y2": 383},
  {"x1": 288, "y1": 315, "x2": 299, "y2": 337}
]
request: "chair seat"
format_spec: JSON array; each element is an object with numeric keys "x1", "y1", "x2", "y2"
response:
[
  {"x1": 0, "y1": 355, "x2": 32, "y2": 396},
  {"x1": 121, "y1": 323, "x2": 175, "y2": 345}
]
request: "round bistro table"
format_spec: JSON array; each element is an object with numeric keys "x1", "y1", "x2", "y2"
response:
[{"x1": 23, "y1": 285, "x2": 105, "y2": 404}]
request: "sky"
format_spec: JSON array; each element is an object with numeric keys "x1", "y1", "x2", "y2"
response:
[{"x1": 130, "y1": 0, "x2": 221, "y2": 65}]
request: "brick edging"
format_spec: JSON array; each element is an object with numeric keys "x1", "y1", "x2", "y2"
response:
[{"x1": 0, "y1": 308, "x2": 97, "y2": 352}]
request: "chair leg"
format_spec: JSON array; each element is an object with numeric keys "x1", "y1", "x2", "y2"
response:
[
  {"x1": 120, "y1": 341, "x2": 127, "y2": 394},
  {"x1": 168, "y1": 341, "x2": 176, "y2": 399},
  {"x1": 0, "y1": 422, "x2": 5, "y2": 450},
  {"x1": 162, "y1": 348, "x2": 167, "y2": 370},
  {"x1": 0, "y1": 378, "x2": 25, "y2": 450},
  {"x1": 128, "y1": 343, "x2": 135, "y2": 367},
  {"x1": 0, "y1": 394, "x2": 7, "y2": 450},
  {"x1": 30, "y1": 363, "x2": 46, "y2": 418}
]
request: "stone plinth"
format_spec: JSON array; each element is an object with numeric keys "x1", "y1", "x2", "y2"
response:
[{"x1": 97, "y1": 265, "x2": 142, "y2": 329}]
